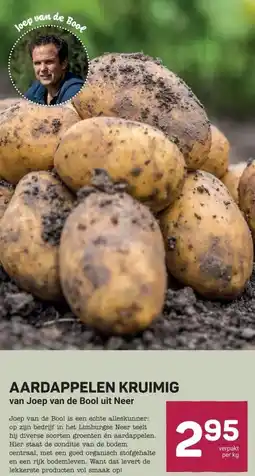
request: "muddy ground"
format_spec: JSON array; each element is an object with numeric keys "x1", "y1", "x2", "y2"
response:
[
  {"x1": 0, "y1": 93, "x2": 255, "y2": 350},
  {"x1": 1, "y1": 263, "x2": 255, "y2": 350}
]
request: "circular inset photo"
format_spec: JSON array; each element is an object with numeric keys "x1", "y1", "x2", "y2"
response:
[{"x1": 9, "y1": 25, "x2": 89, "y2": 106}]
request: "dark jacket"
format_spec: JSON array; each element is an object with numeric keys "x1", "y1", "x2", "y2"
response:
[{"x1": 24, "y1": 72, "x2": 84, "y2": 105}]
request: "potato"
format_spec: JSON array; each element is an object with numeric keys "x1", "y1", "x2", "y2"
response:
[
  {"x1": 72, "y1": 52, "x2": 211, "y2": 170},
  {"x1": 0, "y1": 179, "x2": 14, "y2": 219},
  {"x1": 54, "y1": 116, "x2": 186, "y2": 213},
  {"x1": 221, "y1": 161, "x2": 247, "y2": 204},
  {"x1": 238, "y1": 159, "x2": 255, "y2": 241},
  {"x1": 159, "y1": 170, "x2": 253, "y2": 300},
  {"x1": 0, "y1": 171, "x2": 75, "y2": 300},
  {"x1": 0, "y1": 101, "x2": 80, "y2": 184},
  {"x1": 63, "y1": 102, "x2": 77, "y2": 112},
  {"x1": 0, "y1": 98, "x2": 25, "y2": 113},
  {"x1": 200, "y1": 124, "x2": 229, "y2": 178},
  {"x1": 59, "y1": 189, "x2": 167, "y2": 334}
]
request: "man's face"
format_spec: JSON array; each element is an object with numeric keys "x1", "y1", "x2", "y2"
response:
[{"x1": 31, "y1": 43, "x2": 67, "y2": 87}]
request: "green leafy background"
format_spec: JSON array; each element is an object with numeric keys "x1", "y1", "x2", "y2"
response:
[{"x1": 1, "y1": 0, "x2": 255, "y2": 118}]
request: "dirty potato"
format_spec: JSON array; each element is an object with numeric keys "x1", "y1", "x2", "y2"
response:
[
  {"x1": 200, "y1": 124, "x2": 229, "y2": 178},
  {"x1": 221, "y1": 161, "x2": 247, "y2": 204},
  {"x1": 59, "y1": 190, "x2": 167, "y2": 334},
  {"x1": 0, "y1": 101, "x2": 80, "y2": 184},
  {"x1": 159, "y1": 170, "x2": 253, "y2": 300},
  {"x1": 0, "y1": 179, "x2": 14, "y2": 219},
  {"x1": 0, "y1": 98, "x2": 26, "y2": 114},
  {"x1": 238, "y1": 159, "x2": 255, "y2": 241},
  {"x1": 54, "y1": 116, "x2": 186, "y2": 212},
  {"x1": 72, "y1": 52, "x2": 211, "y2": 170},
  {"x1": 0, "y1": 171, "x2": 75, "y2": 300}
]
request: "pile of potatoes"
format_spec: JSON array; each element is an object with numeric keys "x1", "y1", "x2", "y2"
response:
[{"x1": 0, "y1": 52, "x2": 254, "y2": 335}]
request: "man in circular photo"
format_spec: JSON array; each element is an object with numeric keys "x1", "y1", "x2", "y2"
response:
[{"x1": 24, "y1": 34, "x2": 85, "y2": 105}]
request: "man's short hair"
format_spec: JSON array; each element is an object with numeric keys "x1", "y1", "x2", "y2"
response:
[{"x1": 28, "y1": 34, "x2": 69, "y2": 64}]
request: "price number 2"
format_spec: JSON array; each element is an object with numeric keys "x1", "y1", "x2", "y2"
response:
[{"x1": 176, "y1": 419, "x2": 239, "y2": 457}]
